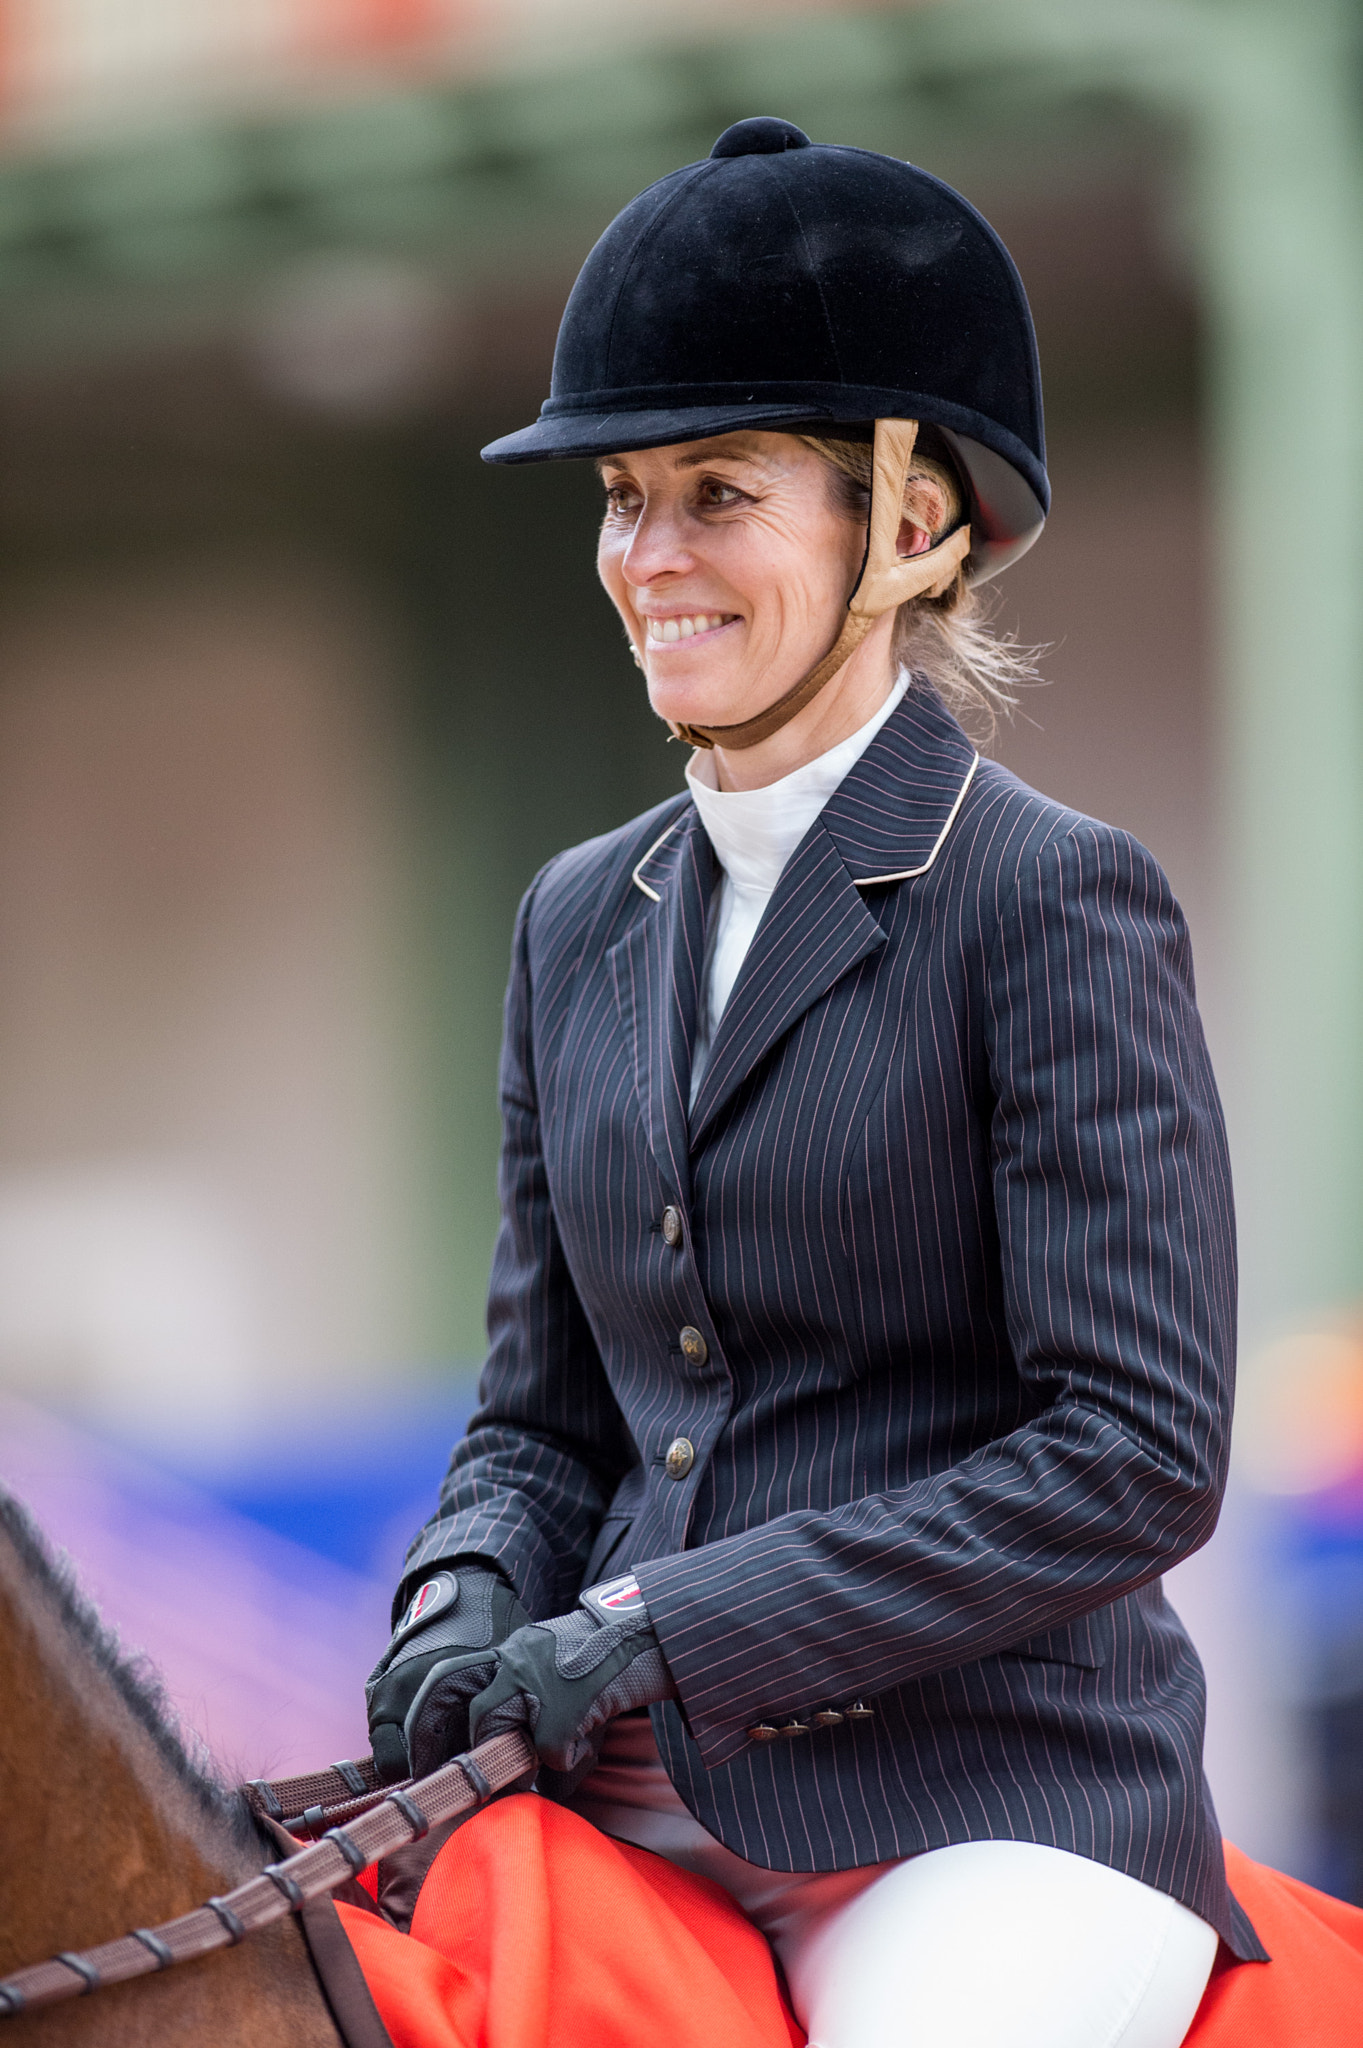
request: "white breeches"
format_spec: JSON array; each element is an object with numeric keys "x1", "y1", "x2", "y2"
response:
[{"x1": 570, "y1": 1713, "x2": 1219, "y2": 2048}]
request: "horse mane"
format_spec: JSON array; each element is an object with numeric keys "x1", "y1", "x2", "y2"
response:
[{"x1": 0, "y1": 1488, "x2": 260, "y2": 1853}]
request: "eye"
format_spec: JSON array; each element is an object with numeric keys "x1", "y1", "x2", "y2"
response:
[
  {"x1": 695, "y1": 476, "x2": 746, "y2": 510},
  {"x1": 601, "y1": 479, "x2": 641, "y2": 516}
]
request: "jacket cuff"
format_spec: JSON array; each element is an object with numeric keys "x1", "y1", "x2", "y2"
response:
[
  {"x1": 634, "y1": 1552, "x2": 814, "y2": 1767},
  {"x1": 399, "y1": 1510, "x2": 572, "y2": 1624}
]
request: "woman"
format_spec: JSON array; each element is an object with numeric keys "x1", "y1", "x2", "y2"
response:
[{"x1": 366, "y1": 118, "x2": 1263, "y2": 2047}]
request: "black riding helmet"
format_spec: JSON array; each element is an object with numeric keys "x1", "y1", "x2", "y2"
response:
[{"x1": 483, "y1": 117, "x2": 1047, "y2": 747}]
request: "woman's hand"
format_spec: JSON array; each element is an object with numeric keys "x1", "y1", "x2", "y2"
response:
[
  {"x1": 403, "y1": 1574, "x2": 676, "y2": 1781},
  {"x1": 365, "y1": 1564, "x2": 530, "y2": 1782}
]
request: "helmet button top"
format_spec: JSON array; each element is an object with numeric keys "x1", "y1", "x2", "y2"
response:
[{"x1": 709, "y1": 117, "x2": 811, "y2": 159}]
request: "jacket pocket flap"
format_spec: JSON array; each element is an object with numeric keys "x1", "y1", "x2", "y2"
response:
[{"x1": 1002, "y1": 1616, "x2": 1107, "y2": 1671}]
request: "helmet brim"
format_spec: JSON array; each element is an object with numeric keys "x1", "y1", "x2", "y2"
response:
[{"x1": 481, "y1": 401, "x2": 1045, "y2": 579}]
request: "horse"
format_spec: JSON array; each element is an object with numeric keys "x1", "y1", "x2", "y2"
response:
[{"x1": 0, "y1": 1484, "x2": 341, "y2": 2046}]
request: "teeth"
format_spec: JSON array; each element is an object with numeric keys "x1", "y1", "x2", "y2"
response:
[{"x1": 647, "y1": 614, "x2": 731, "y2": 642}]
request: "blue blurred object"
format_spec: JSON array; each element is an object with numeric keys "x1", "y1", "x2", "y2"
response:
[
  {"x1": 0, "y1": 1393, "x2": 393, "y2": 1776},
  {"x1": 160, "y1": 1380, "x2": 479, "y2": 1584},
  {"x1": 1273, "y1": 1482, "x2": 1363, "y2": 1904}
]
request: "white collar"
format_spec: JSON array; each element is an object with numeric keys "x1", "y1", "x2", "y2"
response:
[{"x1": 686, "y1": 675, "x2": 907, "y2": 894}]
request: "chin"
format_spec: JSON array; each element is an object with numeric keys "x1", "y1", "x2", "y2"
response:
[
  {"x1": 645, "y1": 665, "x2": 773, "y2": 732},
  {"x1": 646, "y1": 678, "x2": 737, "y2": 729}
]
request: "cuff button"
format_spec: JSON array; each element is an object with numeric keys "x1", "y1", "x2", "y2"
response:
[
  {"x1": 811, "y1": 1709, "x2": 845, "y2": 1727},
  {"x1": 747, "y1": 1723, "x2": 780, "y2": 1743},
  {"x1": 844, "y1": 1701, "x2": 876, "y2": 1720},
  {"x1": 778, "y1": 1721, "x2": 810, "y2": 1738}
]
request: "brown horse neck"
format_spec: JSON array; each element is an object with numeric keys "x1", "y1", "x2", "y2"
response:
[{"x1": 0, "y1": 1493, "x2": 340, "y2": 2045}]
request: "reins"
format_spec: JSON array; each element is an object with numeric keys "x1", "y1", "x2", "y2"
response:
[{"x1": 0, "y1": 1729, "x2": 536, "y2": 2019}]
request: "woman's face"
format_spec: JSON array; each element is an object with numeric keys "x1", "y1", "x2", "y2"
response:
[{"x1": 595, "y1": 432, "x2": 865, "y2": 735}]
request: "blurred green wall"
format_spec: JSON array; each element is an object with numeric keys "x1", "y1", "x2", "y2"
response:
[{"x1": 0, "y1": 0, "x2": 1358, "y2": 1369}]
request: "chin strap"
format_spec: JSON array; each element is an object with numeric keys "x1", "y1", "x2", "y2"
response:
[{"x1": 668, "y1": 418, "x2": 971, "y2": 752}]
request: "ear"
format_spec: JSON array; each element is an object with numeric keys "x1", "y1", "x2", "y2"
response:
[
  {"x1": 897, "y1": 473, "x2": 951, "y2": 558},
  {"x1": 850, "y1": 420, "x2": 970, "y2": 621},
  {"x1": 897, "y1": 512, "x2": 932, "y2": 559}
]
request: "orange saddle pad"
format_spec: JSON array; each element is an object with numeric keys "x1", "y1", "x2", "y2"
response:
[
  {"x1": 336, "y1": 1796, "x2": 1363, "y2": 2048},
  {"x1": 1184, "y1": 1841, "x2": 1363, "y2": 2044}
]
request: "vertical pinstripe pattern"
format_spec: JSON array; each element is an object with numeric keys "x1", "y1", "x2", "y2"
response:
[{"x1": 401, "y1": 685, "x2": 1263, "y2": 1960}]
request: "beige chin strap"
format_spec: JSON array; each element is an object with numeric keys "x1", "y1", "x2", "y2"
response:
[{"x1": 667, "y1": 418, "x2": 972, "y2": 752}]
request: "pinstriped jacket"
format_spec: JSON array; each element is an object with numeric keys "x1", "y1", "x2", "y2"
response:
[{"x1": 404, "y1": 683, "x2": 1264, "y2": 1959}]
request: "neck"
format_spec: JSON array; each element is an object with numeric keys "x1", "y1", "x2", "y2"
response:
[{"x1": 709, "y1": 613, "x2": 898, "y2": 791}]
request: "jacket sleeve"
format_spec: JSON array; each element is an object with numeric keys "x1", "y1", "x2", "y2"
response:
[
  {"x1": 398, "y1": 874, "x2": 637, "y2": 1623},
  {"x1": 636, "y1": 820, "x2": 1237, "y2": 1765}
]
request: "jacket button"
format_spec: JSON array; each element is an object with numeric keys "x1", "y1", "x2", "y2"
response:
[
  {"x1": 812, "y1": 1708, "x2": 845, "y2": 1728},
  {"x1": 661, "y1": 1206, "x2": 684, "y2": 1248},
  {"x1": 664, "y1": 1437, "x2": 695, "y2": 1479},
  {"x1": 778, "y1": 1721, "x2": 810, "y2": 1738},
  {"x1": 679, "y1": 1326, "x2": 708, "y2": 1365},
  {"x1": 747, "y1": 1724, "x2": 780, "y2": 1742},
  {"x1": 844, "y1": 1701, "x2": 876, "y2": 1720}
]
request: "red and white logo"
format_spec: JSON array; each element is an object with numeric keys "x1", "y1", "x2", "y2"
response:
[
  {"x1": 402, "y1": 1577, "x2": 450, "y2": 1631},
  {"x1": 595, "y1": 1574, "x2": 644, "y2": 1611}
]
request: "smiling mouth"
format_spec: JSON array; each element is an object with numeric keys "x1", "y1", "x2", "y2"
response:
[{"x1": 644, "y1": 612, "x2": 738, "y2": 645}]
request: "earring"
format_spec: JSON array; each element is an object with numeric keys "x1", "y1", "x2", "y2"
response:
[{"x1": 631, "y1": 649, "x2": 643, "y2": 670}]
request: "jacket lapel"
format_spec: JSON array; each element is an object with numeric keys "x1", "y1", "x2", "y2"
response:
[
  {"x1": 689, "y1": 687, "x2": 981, "y2": 1146},
  {"x1": 688, "y1": 829, "x2": 887, "y2": 1144},
  {"x1": 607, "y1": 806, "x2": 714, "y2": 1204}
]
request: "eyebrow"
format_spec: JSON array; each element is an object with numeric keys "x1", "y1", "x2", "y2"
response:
[
  {"x1": 674, "y1": 443, "x2": 775, "y2": 470},
  {"x1": 596, "y1": 441, "x2": 778, "y2": 477}
]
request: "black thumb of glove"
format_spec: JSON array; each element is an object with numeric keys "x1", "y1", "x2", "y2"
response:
[
  {"x1": 365, "y1": 1564, "x2": 529, "y2": 1782},
  {"x1": 462, "y1": 1571, "x2": 676, "y2": 1782}
]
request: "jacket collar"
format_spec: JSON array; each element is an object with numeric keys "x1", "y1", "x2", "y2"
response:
[
  {"x1": 617, "y1": 687, "x2": 980, "y2": 1162},
  {"x1": 813, "y1": 683, "x2": 980, "y2": 884}
]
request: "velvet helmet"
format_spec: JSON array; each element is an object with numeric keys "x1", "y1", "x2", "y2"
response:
[{"x1": 482, "y1": 116, "x2": 1049, "y2": 748}]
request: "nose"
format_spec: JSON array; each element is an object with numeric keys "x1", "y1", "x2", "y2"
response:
[{"x1": 620, "y1": 497, "x2": 695, "y2": 588}]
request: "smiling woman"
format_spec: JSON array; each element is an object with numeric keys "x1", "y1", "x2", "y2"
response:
[{"x1": 361, "y1": 117, "x2": 1257, "y2": 2048}]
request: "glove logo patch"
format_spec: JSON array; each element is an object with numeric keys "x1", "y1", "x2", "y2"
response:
[
  {"x1": 398, "y1": 1574, "x2": 457, "y2": 1636},
  {"x1": 597, "y1": 1576, "x2": 643, "y2": 1610},
  {"x1": 580, "y1": 1572, "x2": 646, "y2": 1623}
]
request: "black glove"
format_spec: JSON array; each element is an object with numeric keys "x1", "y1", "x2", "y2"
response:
[
  {"x1": 404, "y1": 1572, "x2": 676, "y2": 1783},
  {"x1": 365, "y1": 1563, "x2": 529, "y2": 1783}
]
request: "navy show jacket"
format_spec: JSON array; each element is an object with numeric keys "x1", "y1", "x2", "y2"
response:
[{"x1": 403, "y1": 684, "x2": 1264, "y2": 1959}]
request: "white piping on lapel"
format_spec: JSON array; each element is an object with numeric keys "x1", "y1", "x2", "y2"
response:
[
  {"x1": 630, "y1": 817, "x2": 684, "y2": 902},
  {"x1": 630, "y1": 750, "x2": 980, "y2": 900},
  {"x1": 851, "y1": 752, "x2": 981, "y2": 886}
]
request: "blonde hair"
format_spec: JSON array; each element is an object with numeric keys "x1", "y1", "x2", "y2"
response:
[{"x1": 796, "y1": 432, "x2": 1040, "y2": 742}]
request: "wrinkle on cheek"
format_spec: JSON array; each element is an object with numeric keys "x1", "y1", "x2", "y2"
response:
[{"x1": 744, "y1": 575, "x2": 835, "y2": 682}]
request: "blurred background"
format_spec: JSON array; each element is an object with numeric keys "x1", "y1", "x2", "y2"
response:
[{"x1": 0, "y1": 0, "x2": 1360, "y2": 1898}]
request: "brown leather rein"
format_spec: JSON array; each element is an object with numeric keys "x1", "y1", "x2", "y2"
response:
[{"x1": 0, "y1": 1729, "x2": 536, "y2": 2019}]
